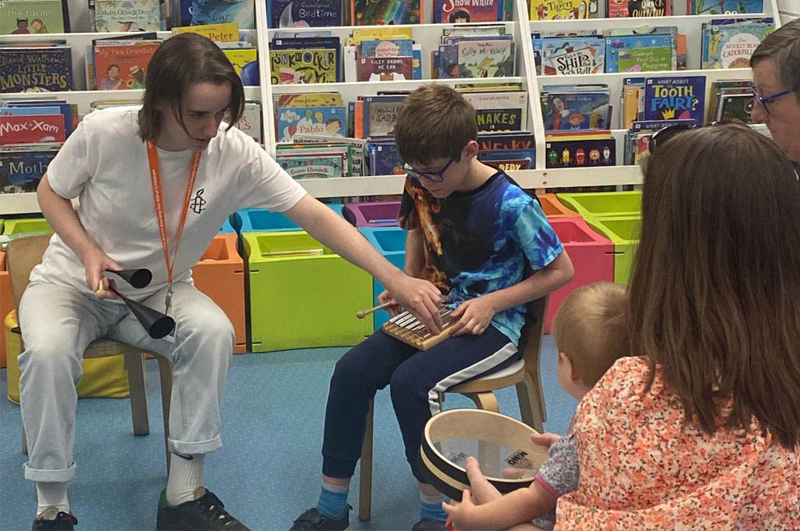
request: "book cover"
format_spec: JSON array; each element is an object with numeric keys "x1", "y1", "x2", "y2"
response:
[
  {"x1": 357, "y1": 56, "x2": 413, "y2": 81},
  {"x1": 456, "y1": 40, "x2": 514, "y2": 78},
  {"x1": 2, "y1": 101, "x2": 75, "y2": 136},
  {"x1": 541, "y1": 37, "x2": 604, "y2": 75},
  {"x1": 235, "y1": 101, "x2": 262, "y2": 143},
  {"x1": 703, "y1": 21, "x2": 773, "y2": 69},
  {"x1": 477, "y1": 132, "x2": 535, "y2": 151},
  {"x1": 478, "y1": 148, "x2": 534, "y2": 168},
  {"x1": 0, "y1": 0, "x2": 65, "y2": 34},
  {"x1": 360, "y1": 39, "x2": 414, "y2": 58},
  {"x1": 270, "y1": 48, "x2": 338, "y2": 84},
  {"x1": 93, "y1": 42, "x2": 160, "y2": 90},
  {"x1": 351, "y1": 0, "x2": 422, "y2": 25},
  {"x1": 605, "y1": 34, "x2": 673, "y2": 73},
  {"x1": 368, "y1": 141, "x2": 405, "y2": 175},
  {"x1": 545, "y1": 138, "x2": 615, "y2": 167},
  {"x1": 434, "y1": 0, "x2": 503, "y2": 22},
  {"x1": 544, "y1": 91, "x2": 611, "y2": 131},
  {"x1": 363, "y1": 95, "x2": 405, "y2": 138},
  {"x1": 186, "y1": 0, "x2": 254, "y2": 28},
  {"x1": 0, "y1": 46, "x2": 73, "y2": 93},
  {"x1": 277, "y1": 105, "x2": 345, "y2": 142},
  {"x1": 628, "y1": 0, "x2": 669, "y2": 16},
  {"x1": 94, "y1": 0, "x2": 161, "y2": 32},
  {"x1": 529, "y1": 0, "x2": 597, "y2": 20},
  {"x1": 223, "y1": 48, "x2": 257, "y2": 83},
  {"x1": 644, "y1": 76, "x2": 706, "y2": 122},
  {"x1": 607, "y1": 0, "x2": 629, "y2": 17},
  {"x1": 0, "y1": 143, "x2": 59, "y2": 192},
  {"x1": 0, "y1": 114, "x2": 66, "y2": 144},
  {"x1": 717, "y1": 93, "x2": 754, "y2": 123},
  {"x1": 463, "y1": 91, "x2": 527, "y2": 128},
  {"x1": 617, "y1": 46, "x2": 672, "y2": 72},
  {"x1": 475, "y1": 108, "x2": 523, "y2": 132},
  {"x1": 482, "y1": 158, "x2": 532, "y2": 171},
  {"x1": 692, "y1": 0, "x2": 763, "y2": 14},
  {"x1": 277, "y1": 154, "x2": 344, "y2": 179},
  {"x1": 268, "y1": 0, "x2": 341, "y2": 27},
  {"x1": 171, "y1": 22, "x2": 239, "y2": 40}
]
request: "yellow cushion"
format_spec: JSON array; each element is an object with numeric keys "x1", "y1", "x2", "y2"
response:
[{"x1": 5, "y1": 311, "x2": 130, "y2": 404}]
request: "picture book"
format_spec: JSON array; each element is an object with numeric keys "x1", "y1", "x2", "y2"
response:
[
  {"x1": 621, "y1": 79, "x2": 644, "y2": 128},
  {"x1": 529, "y1": 0, "x2": 598, "y2": 20},
  {"x1": 357, "y1": 56, "x2": 414, "y2": 81},
  {"x1": 477, "y1": 132, "x2": 535, "y2": 152},
  {"x1": 691, "y1": 0, "x2": 763, "y2": 14},
  {"x1": 235, "y1": 101, "x2": 262, "y2": 144},
  {"x1": 363, "y1": 95, "x2": 406, "y2": 138},
  {"x1": 292, "y1": 135, "x2": 367, "y2": 176},
  {"x1": 183, "y1": 0, "x2": 255, "y2": 28},
  {"x1": 0, "y1": 46, "x2": 73, "y2": 93},
  {"x1": 481, "y1": 158, "x2": 532, "y2": 171},
  {"x1": 1, "y1": 101, "x2": 75, "y2": 137},
  {"x1": 434, "y1": 0, "x2": 503, "y2": 22},
  {"x1": 478, "y1": 148, "x2": 535, "y2": 168},
  {"x1": 368, "y1": 141, "x2": 405, "y2": 175},
  {"x1": 360, "y1": 39, "x2": 414, "y2": 59},
  {"x1": 703, "y1": 19, "x2": 774, "y2": 69},
  {"x1": 441, "y1": 39, "x2": 515, "y2": 78},
  {"x1": 222, "y1": 48, "x2": 257, "y2": 84},
  {"x1": 0, "y1": 114, "x2": 66, "y2": 144},
  {"x1": 171, "y1": 22, "x2": 239, "y2": 41},
  {"x1": 717, "y1": 93, "x2": 754, "y2": 123},
  {"x1": 541, "y1": 37, "x2": 605, "y2": 75},
  {"x1": 628, "y1": 0, "x2": 670, "y2": 17},
  {"x1": 0, "y1": 0, "x2": 67, "y2": 35},
  {"x1": 93, "y1": 42, "x2": 160, "y2": 90},
  {"x1": 545, "y1": 138, "x2": 615, "y2": 167},
  {"x1": 277, "y1": 105, "x2": 346, "y2": 142},
  {"x1": 475, "y1": 108, "x2": 524, "y2": 132},
  {"x1": 351, "y1": 0, "x2": 422, "y2": 26},
  {"x1": 543, "y1": 90, "x2": 611, "y2": 131},
  {"x1": 644, "y1": 76, "x2": 706, "y2": 123},
  {"x1": 277, "y1": 154, "x2": 344, "y2": 179},
  {"x1": 463, "y1": 91, "x2": 528, "y2": 132},
  {"x1": 607, "y1": 0, "x2": 629, "y2": 17},
  {"x1": 276, "y1": 92, "x2": 343, "y2": 107},
  {"x1": 94, "y1": 0, "x2": 161, "y2": 32},
  {"x1": 605, "y1": 34, "x2": 673, "y2": 73},
  {"x1": 268, "y1": 0, "x2": 342, "y2": 27},
  {"x1": 270, "y1": 48, "x2": 338, "y2": 84},
  {"x1": 0, "y1": 143, "x2": 59, "y2": 193}
]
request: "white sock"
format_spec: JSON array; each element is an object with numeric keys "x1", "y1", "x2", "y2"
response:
[
  {"x1": 36, "y1": 482, "x2": 69, "y2": 518},
  {"x1": 166, "y1": 453, "x2": 205, "y2": 506}
]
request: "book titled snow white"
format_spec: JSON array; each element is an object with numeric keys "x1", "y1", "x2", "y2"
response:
[{"x1": 267, "y1": 0, "x2": 341, "y2": 27}]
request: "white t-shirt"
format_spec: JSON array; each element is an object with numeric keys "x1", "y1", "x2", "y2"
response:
[{"x1": 31, "y1": 105, "x2": 307, "y2": 301}]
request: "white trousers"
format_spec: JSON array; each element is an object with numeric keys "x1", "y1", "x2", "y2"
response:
[{"x1": 18, "y1": 281, "x2": 235, "y2": 482}]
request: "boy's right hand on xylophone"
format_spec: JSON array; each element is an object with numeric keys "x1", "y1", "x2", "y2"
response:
[{"x1": 377, "y1": 290, "x2": 402, "y2": 317}]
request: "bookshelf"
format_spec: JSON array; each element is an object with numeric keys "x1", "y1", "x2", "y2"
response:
[{"x1": 0, "y1": 0, "x2": 784, "y2": 213}]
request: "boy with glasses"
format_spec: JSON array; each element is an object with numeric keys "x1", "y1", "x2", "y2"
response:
[{"x1": 287, "y1": 84, "x2": 574, "y2": 531}]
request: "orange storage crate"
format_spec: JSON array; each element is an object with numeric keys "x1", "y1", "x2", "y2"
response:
[
  {"x1": 537, "y1": 193, "x2": 578, "y2": 219},
  {"x1": 192, "y1": 234, "x2": 246, "y2": 354}
]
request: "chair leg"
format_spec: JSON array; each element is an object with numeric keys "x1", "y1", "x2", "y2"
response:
[
  {"x1": 22, "y1": 426, "x2": 28, "y2": 455},
  {"x1": 156, "y1": 355, "x2": 174, "y2": 474},
  {"x1": 359, "y1": 399, "x2": 374, "y2": 522},
  {"x1": 465, "y1": 392, "x2": 500, "y2": 475},
  {"x1": 516, "y1": 374, "x2": 544, "y2": 433},
  {"x1": 124, "y1": 352, "x2": 150, "y2": 436},
  {"x1": 464, "y1": 392, "x2": 499, "y2": 413}
]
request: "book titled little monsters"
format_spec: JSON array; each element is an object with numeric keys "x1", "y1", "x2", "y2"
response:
[
  {"x1": 0, "y1": 0, "x2": 67, "y2": 34},
  {"x1": 0, "y1": 47, "x2": 74, "y2": 93},
  {"x1": 351, "y1": 0, "x2": 422, "y2": 25}
]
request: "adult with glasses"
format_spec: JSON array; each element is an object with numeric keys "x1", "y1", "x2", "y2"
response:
[{"x1": 750, "y1": 19, "x2": 800, "y2": 169}]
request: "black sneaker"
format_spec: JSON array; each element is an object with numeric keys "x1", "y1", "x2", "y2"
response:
[
  {"x1": 288, "y1": 506, "x2": 351, "y2": 531},
  {"x1": 156, "y1": 488, "x2": 250, "y2": 530},
  {"x1": 411, "y1": 518, "x2": 448, "y2": 531},
  {"x1": 31, "y1": 508, "x2": 78, "y2": 530}
]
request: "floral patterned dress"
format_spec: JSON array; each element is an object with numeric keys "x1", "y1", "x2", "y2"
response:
[{"x1": 555, "y1": 356, "x2": 800, "y2": 531}]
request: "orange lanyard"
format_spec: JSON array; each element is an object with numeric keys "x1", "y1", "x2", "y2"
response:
[{"x1": 146, "y1": 140, "x2": 202, "y2": 288}]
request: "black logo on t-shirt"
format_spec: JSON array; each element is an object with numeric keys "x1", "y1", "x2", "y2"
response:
[{"x1": 190, "y1": 189, "x2": 206, "y2": 214}]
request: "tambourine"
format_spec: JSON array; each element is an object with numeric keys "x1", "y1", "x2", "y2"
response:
[{"x1": 419, "y1": 409, "x2": 550, "y2": 500}]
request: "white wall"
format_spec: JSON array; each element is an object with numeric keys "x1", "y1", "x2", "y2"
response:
[{"x1": 779, "y1": 0, "x2": 800, "y2": 21}]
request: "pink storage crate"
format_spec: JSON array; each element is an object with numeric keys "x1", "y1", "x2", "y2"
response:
[{"x1": 343, "y1": 201, "x2": 401, "y2": 228}]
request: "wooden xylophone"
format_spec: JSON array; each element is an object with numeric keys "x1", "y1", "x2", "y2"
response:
[{"x1": 382, "y1": 307, "x2": 456, "y2": 350}]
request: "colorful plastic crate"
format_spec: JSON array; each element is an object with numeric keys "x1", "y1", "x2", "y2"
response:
[
  {"x1": 361, "y1": 227, "x2": 406, "y2": 330},
  {"x1": 2, "y1": 218, "x2": 53, "y2": 235},
  {"x1": 192, "y1": 234, "x2": 246, "y2": 354},
  {"x1": 243, "y1": 231, "x2": 372, "y2": 352},
  {"x1": 233, "y1": 204, "x2": 344, "y2": 233},
  {"x1": 219, "y1": 218, "x2": 235, "y2": 234},
  {"x1": 546, "y1": 218, "x2": 615, "y2": 332},
  {"x1": 583, "y1": 216, "x2": 641, "y2": 285},
  {"x1": 556, "y1": 191, "x2": 642, "y2": 219},
  {"x1": 537, "y1": 194, "x2": 578, "y2": 218},
  {"x1": 343, "y1": 201, "x2": 401, "y2": 228}
]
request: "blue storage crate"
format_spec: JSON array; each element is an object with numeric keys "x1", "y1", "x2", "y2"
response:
[
  {"x1": 220, "y1": 218, "x2": 235, "y2": 234},
  {"x1": 233, "y1": 204, "x2": 344, "y2": 233},
  {"x1": 361, "y1": 226, "x2": 407, "y2": 331}
]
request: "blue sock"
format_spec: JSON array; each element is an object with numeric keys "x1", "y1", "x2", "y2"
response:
[
  {"x1": 420, "y1": 493, "x2": 448, "y2": 523},
  {"x1": 317, "y1": 483, "x2": 349, "y2": 519}
]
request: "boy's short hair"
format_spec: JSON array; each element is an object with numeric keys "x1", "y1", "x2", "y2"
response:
[
  {"x1": 551, "y1": 282, "x2": 628, "y2": 387},
  {"x1": 394, "y1": 84, "x2": 478, "y2": 166}
]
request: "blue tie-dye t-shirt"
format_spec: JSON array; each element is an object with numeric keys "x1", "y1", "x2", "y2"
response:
[{"x1": 399, "y1": 171, "x2": 563, "y2": 345}]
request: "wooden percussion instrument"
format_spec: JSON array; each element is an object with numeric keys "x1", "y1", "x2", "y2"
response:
[
  {"x1": 419, "y1": 409, "x2": 550, "y2": 501},
  {"x1": 381, "y1": 308, "x2": 456, "y2": 350}
]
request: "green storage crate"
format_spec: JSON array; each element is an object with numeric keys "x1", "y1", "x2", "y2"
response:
[
  {"x1": 584, "y1": 216, "x2": 641, "y2": 285},
  {"x1": 2, "y1": 218, "x2": 53, "y2": 235},
  {"x1": 243, "y1": 231, "x2": 373, "y2": 352},
  {"x1": 0, "y1": 219, "x2": 3, "y2": 234},
  {"x1": 556, "y1": 191, "x2": 642, "y2": 219}
]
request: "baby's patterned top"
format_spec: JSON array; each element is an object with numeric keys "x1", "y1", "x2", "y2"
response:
[
  {"x1": 555, "y1": 356, "x2": 800, "y2": 531},
  {"x1": 532, "y1": 434, "x2": 579, "y2": 531}
]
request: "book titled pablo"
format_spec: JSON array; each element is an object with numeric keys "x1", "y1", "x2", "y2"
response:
[
  {"x1": 0, "y1": 46, "x2": 74, "y2": 93},
  {"x1": 644, "y1": 76, "x2": 706, "y2": 123}
]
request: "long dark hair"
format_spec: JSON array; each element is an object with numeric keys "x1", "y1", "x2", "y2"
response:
[
  {"x1": 630, "y1": 123, "x2": 800, "y2": 448},
  {"x1": 138, "y1": 33, "x2": 245, "y2": 141}
]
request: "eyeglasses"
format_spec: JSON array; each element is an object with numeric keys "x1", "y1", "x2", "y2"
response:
[
  {"x1": 753, "y1": 87, "x2": 791, "y2": 116},
  {"x1": 648, "y1": 124, "x2": 696, "y2": 154},
  {"x1": 403, "y1": 151, "x2": 461, "y2": 183}
]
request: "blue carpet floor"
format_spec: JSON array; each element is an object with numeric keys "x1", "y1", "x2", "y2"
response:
[{"x1": 0, "y1": 335, "x2": 577, "y2": 531}]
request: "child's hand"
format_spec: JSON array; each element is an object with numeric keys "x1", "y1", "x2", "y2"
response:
[
  {"x1": 465, "y1": 456, "x2": 502, "y2": 504},
  {"x1": 442, "y1": 490, "x2": 481, "y2": 531},
  {"x1": 530, "y1": 431, "x2": 561, "y2": 449},
  {"x1": 449, "y1": 297, "x2": 496, "y2": 336}
]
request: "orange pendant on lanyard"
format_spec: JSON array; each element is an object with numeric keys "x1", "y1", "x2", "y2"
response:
[{"x1": 146, "y1": 140, "x2": 202, "y2": 315}]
